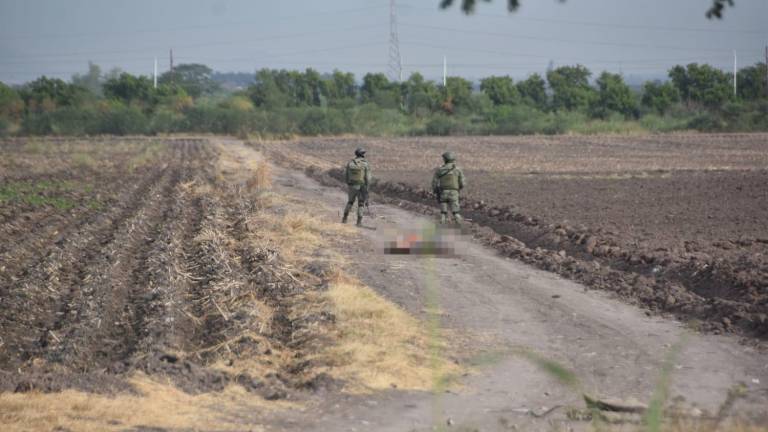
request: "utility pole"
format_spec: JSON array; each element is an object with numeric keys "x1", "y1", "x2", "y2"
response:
[
  {"x1": 733, "y1": 50, "x2": 737, "y2": 97},
  {"x1": 765, "y1": 45, "x2": 768, "y2": 98},
  {"x1": 153, "y1": 57, "x2": 158, "y2": 89},
  {"x1": 169, "y1": 49, "x2": 175, "y2": 84},
  {"x1": 387, "y1": 0, "x2": 402, "y2": 82},
  {"x1": 443, "y1": 55, "x2": 447, "y2": 87}
]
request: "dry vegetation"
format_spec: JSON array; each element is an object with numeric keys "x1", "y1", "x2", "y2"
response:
[{"x1": 0, "y1": 137, "x2": 460, "y2": 431}]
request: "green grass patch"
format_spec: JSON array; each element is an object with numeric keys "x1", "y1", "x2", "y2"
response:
[{"x1": 0, "y1": 179, "x2": 93, "y2": 210}]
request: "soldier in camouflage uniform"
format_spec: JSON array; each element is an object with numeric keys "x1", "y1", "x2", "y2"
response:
[
  {"x1": 342, "y1": 147, "x2": 371, "y2": 226},
  {"x1": 432, "y1": 151, "x2": 465, "y2": 225}
]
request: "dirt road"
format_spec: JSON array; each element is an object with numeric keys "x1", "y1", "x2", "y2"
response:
[{"x1": 266, "y1": 154, "x2": 768, "y2": 431}]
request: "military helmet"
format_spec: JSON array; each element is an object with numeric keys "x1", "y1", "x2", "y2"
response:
[
  {"x1": 354, "y1": 147, "x2": 366, "y2": 157},
  {"x1": 442, "y1": 151, "x2": 456, "y2": 163}
]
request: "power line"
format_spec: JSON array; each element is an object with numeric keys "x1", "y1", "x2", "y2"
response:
[
  {"x1": 400, "y1": 4, "x2": 764, "y2": 35},
  {"x1": 399, "y1": 22, "x2": 757, "y2": 54},
  {"x1": 1, "y1": 5, "x2": 390, "y2": 42},
  {"x1": 0, "y1": 24, "x2": 387, "y2": 62}
]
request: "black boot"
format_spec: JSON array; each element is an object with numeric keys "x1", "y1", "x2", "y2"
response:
[
  {"x1": 356, "y1": 215, "x2": 363, "y2": 227},
  {"x1": 342, "y1": 212, "x2": 349, "y2": 223}
]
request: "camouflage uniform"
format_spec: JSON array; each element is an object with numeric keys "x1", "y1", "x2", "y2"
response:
[
  {"x1": 342, "y1": 149, "x2": 371, "y2": 226},
  {"x1": 432, "y1": 152, "x2": 465, "y2": 225}
]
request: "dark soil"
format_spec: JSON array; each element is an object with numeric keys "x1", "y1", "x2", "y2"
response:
[
  {"x1": 0, "y1": 138, "x2": 335, "y2": 398},
  {"x1": 261, "y1": 134, "x2": 768, "y2": 340}
]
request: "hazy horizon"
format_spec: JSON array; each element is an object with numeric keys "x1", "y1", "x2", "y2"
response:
[{"x1": 1, "y1": 0, "x2": 766, "y2": 85}]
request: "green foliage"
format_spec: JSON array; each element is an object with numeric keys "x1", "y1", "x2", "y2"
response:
[
  {"x1": 0, "y1": 116, "x2": 10, "y2": 137},
  {"x1": 480, "y1": 75, "x2": 519, "y2": 106},
  {"x1": 19, "y1": 76, "x2": 91, "y2": 113},
  {"x1": 669, "y1": 63, "x2": 732, "y2": 108},
  {"x1": 547, "y1": 65, "x2": 596, "y2": 111},
  {"x1": 0, "y1": 82, "x2": 24, "y2": 120},
  {"x1": 159, "y1": 63, "x2": 220, "y2": 98},
  {"x1": 71, "y1": 62, "x2": 103, "y2": 96},
  {"x1": 516, "y1": 73, "x2": 548, "y2": 110},
  {"x1": 737, "y1": 62, "x2": 767, "y2": 101},
  {"x1": 641, "y1": 81, "x2": 681, "y2": 114},
  {"x1": 6, "y1": 61, "x2": 768, "y2": 139},
  {"x1": 425, "y1": 115, "x2": 462, "y2": 136},
  {"x1": 360, "y1": 73, "x2": 402, "y2": 108},
  {"x1": 103, "y1": 73, "x2": 156, "y2": 107},
  {"x1": 402, "y1": 72, "x2": 441, "y2": 115},
  {"x1": 444, "y1": 76, "x2": 473, "y2": 110},
  {"x1": 590, "y1": 72, "x2": 638, "y2": 119},
  {"x1": 250, "y1": 69, "x2": 290, "y2": 108},
  {"x1": 94, "y1": 104, "x2": 149, "y2": 135},
  {"x1": 250, "y1": 68, "x2": 360, "y2": 109},
  {"x1": 0, "y1": 180, "x2": 80, "y2": 209},
  {"x1": 351, "y1": 104, "x2": 412, "y2": 136}
]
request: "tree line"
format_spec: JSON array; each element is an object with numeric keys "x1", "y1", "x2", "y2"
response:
[{"x1": 1, "y1": 60, "x2": 766, "y2": 137}]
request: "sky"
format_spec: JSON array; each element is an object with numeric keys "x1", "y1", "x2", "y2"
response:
[{"x1": 0, "y1": 0, "x2": 766, "y2": 85}]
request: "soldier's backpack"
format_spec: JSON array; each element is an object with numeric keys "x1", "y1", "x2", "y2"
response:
[
  {"x1": 347, "y1": 159, "x2": 366, "y2": 185},
  {"x1": 437, "y1": 165, "x2": 459, "y2": 190}
]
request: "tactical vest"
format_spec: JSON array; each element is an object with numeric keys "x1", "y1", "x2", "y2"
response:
[
  {"x1": 438, "y1": 166, "x2": 459, "y2": 190},
  {"x1": 347, "y1": 159, "x2": 366, "y2": 184}
]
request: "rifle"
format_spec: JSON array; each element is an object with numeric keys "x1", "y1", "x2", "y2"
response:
[{"x1": 361, "y1": 186, "x2": 374, "y2": 217}]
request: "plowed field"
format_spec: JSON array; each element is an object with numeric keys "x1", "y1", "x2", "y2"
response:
[
  {"x1": 0, "y1": 138, "x2": 332, "y2": 398},
  {"x1": 266, "y1": 134, "x2": 768, "y2": 338}
]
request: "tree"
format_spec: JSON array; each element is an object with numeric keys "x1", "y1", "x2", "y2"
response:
[
  {"x1": 361, "y1": 73, "x2": 401, "y2": 108},
  {"x1": 402, "y1": 72, "x2": 441, "y2": 114},
  {"x1": 250, "y1": 69, "x2": 289, "y2": 108},
  {"x1": 104, "y1": 73, "x2": 155, "y2": 106},
  {"x1": 590, "y1": 72, "x2": 638, "y2": 118},
  {"x1": 444, "y1": 76, "x2": 473, "y2": 112},
  {"x1": 0, "y1": 82, "x2": 24, "y2": 120},
  {"x1": 547, "y1": 65, "x2": 595, "y2": 111},
  {"x1": 736, "y1": 63, "x2": 767, "y2": 101},
  {"x1": 159, "y1": 63, "x2": 219, "y2": 98},
  {"x1": 19, "y1": 76, "x2": 90, "y2": 113},
  {"x1": 516, "y1": 73, "x2": 548, "y2": 110},
  {"x1": 641, "y1": 81, "x2": 680, "y2": 114},
  {"x1": 72, "y1": 62, "x2": 103, "y2": 96},
  {"x1": 669, "y1": 63, "x2": 731, "y2": 108},
  {"x1": 439, "y1": 0, "x2": 734, "y2": 18},
  {"x1": 480, "y1": 75, "x2": 519, "y2": 106},
  {"x1": 324, "y1": 70, "x2": 356, "y2": 105}
]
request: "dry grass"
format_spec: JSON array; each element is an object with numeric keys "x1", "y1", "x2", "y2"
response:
[
  {"x1": 0, "y1": 373, "x2": 291, "y2": 432},
  {"x1": 319, "y1": 272, "x2": 461, "y2": 393},
  {"x1": 248, "y1": 209, "x2": 355, "y2": 265}
]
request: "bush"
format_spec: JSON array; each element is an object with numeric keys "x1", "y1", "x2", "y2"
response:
[
  {"x1": 350, "y1": 104, "x2": 411, "y2": 136},
  {"x1": 489, "y1": 105, "x2": 558, "y2": 135},
  {"x1": 150, "y1": 109, "x2": 186, "y2": 134},
  {"x1": 0, "y1": 116, "x2": 10, "y2": 137},
  {"x1": 639, "y1": 114, "x2": 691, "y2": 133},
  {"x1": 687, "y1": 112, "x2": 727, "y2": 131},
  {"x1": 425, "y1": 116, "x2": 462, "y2": 136},
  {"x1": 94, "y1": 105, "x2": 149, "y2": 135},
  {"x1": 293, "y1": 108, "x2": 352, "y2": 135}
]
